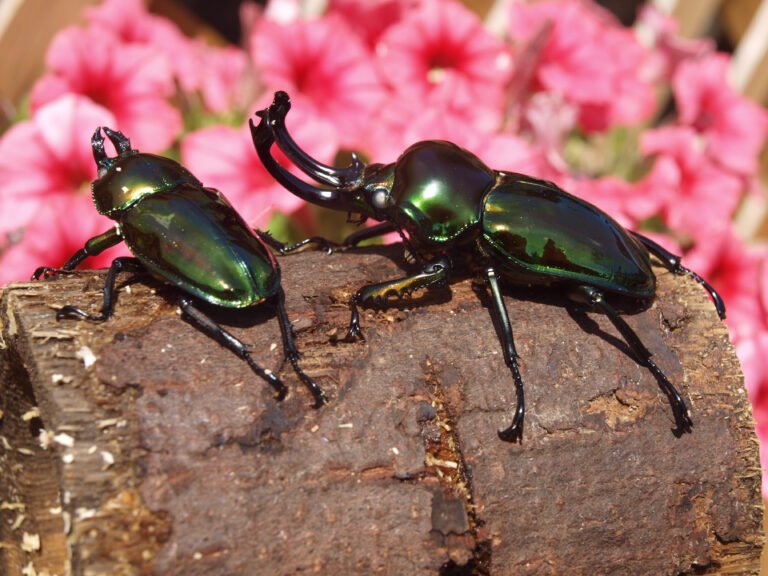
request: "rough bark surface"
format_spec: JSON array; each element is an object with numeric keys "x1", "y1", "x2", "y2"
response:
[{"x1": 0, "y1": 246, "x2": 763, "y2": 576}]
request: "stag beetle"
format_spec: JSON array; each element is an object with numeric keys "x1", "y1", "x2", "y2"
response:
[
  {"x1": 32, "y1": 127, "x2": 329, "y2": 407},
  {"x1": 251, "y1": 91, "x2": 725, "y2": 442}
]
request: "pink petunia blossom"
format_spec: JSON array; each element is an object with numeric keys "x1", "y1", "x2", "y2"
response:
[
  {"x1": 508, "y1": 0, "x2": 656, "y2": 132},
  {"x1": 520, "y1": 91, "x2": 578, "y2": 175},
  {"x1": 180, "y1": 105, "x2": 338, "y2": 228},
  {"x1": 377, "y1": 0, "x2": 513, "y2": 133},
  {"x1": 640, "y1": 126, "x2": 744, "y2": 243},
  {"x1": 634, "y1": 3, "x2": 714, "y2": 83},
  {"x1": 0, "y1": 95, "x2": 129, "y2": 283},
  {"x1": 0, "y1": 95, "x2": 115, "y2": 238},
  {"x1": 0, "y1": 195, "x2": 125, "y2": 285},
  {"x1": 362, "y1": 96, "x2": 544, "y2": 177},
  {"x1": 673, "y1": 53, "x2": 768, "y2": 177},
  {"x1": 566, "y1": 175, "x2": 660, "y2": 231},
  {"x1": 196, "y1": 42, "x2": 251, "y2": 114},
  {"x1": 685, "y1": 231, "x2": 766, "y2": 341},
  {"x1": 327, "y1": 0, "x2": 414, "y2": 50},
  {"x1": 250, "y1": 14, "x2": 386, "y2": 150},
  {"x1": 30, "y1": 25, "x2": 182, "y2": 152},
  {"x1": 85, "y1": 0, "x2": 201, "y2": 94}
]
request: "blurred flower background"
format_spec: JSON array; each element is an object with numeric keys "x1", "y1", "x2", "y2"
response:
[{"x1": 1, "y1": 0, "x2": 767, "y2": 481}]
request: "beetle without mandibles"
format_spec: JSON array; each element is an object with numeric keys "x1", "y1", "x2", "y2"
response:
[
  {"x1": 251, "y1": 91, "x2": 726, "y2": 442},
  {"x1": 32, "y1": 127, "x2": 330, "y2": 407}
]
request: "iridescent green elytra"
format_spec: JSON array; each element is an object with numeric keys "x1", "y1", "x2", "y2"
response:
[
  {"x1": 253, "y1": 90, "x2": 727, "y2": 442},
  {"x1": 32, "y1": 126, "x2": 326, "y2": 407}
]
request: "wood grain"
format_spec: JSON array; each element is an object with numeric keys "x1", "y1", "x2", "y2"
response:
[{"x1": 0, "y1": 246, "x2": 763, "y2": 575}]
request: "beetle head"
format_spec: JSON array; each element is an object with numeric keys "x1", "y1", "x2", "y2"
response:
[
  {"x1": 251, "y1": 92, "x2": 393, "y2": 222},
  {"x1": 91, "y1": 127, "x2": 200, "y2": 218}
]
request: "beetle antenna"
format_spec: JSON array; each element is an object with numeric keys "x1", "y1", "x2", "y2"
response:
[
  {"x1": 91, "y1": 127, "x2": 109, "y2": 168},
  {"x1": 103, "y1": 127, "x2": 133, "y2": 155}
]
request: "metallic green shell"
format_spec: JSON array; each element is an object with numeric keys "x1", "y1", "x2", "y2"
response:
[
  {"x1": 120, "y1": 185, "x2": 279, "y2": 308},
  {"x1": 481, "y1": 174, "x2": 655, "y2": 297},
  {"x1": 93, "y1": 154, "x2": 201, "y2": 217},
  {"x1": 388, "y1": 141, "x2": 494, "y2": 245}
]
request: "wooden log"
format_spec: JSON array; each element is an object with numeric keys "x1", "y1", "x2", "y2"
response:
[{"x1": 0, "y1": 246, "x2": 763, "y2": 575}]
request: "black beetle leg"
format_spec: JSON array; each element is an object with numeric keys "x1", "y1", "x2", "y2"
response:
[
  {"x1": 32, "y1": 227, "x2": 122, "y2": 280},
  {"x1": 342, "y1": 222, "x2": 397, "y2": 247},
  {"x1": 569, "y1": 285, "x2": 693, "y2": 434},
  {"x1": 630, "y1": 231, "x2": 726, "y2": 320},
  {"x1": 340, "y1": 256, "x2": 451, "y2": 343},
  {"x1": 273, "y1": 287, "x2": 326, "y2": 407},
  {"x1": 485, "y1": 267, "x2": 525, "y2": 443},
  {"x1": 178, "y1": 296, "x2": 289, "y2": 401},
  {"x1": 255, "y1": 229, "x2": 338, "y2": 256},
  {"x1": 56, "y1": 257, "x2": 143, "y2": 322}
]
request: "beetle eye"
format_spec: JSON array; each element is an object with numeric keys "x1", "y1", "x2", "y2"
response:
[{"x1": 371, "y1": 187, "x2": 390, "y2": 209}]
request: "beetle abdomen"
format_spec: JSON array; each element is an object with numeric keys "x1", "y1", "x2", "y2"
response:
[
  {"x1": 481, "y1": 174, "x2": 655, "y2": 298},
  {"x1": 121, "y1": 185, "x2": 279, "y2": 307}
]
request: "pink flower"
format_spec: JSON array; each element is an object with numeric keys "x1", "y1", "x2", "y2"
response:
[
  {"x1": 377, "y1": 0, "x2": 513, "y2": 132},
  {"x1": 567, "y1": 175, "x2": 661, "y2": 231},
  {"x1": 85, "y1": 0, "x2": 200, "y2": 94},
  {"x1": 508, "y1": 0, "x2": 656, "y2": 132},
  {"x1": 673, "y1": 53, "x2": 768, "y2": 177},
  {"x1": 362, "y1": 97, "x2": 543, "y2": 176},
  {"x1": 180, "y1": 107, "x2": 338, "y2": 228},
  {"x1": 327, "y1": 0, "x2": 414, "y2": 50},
  {"x1": 640, "y1": 126, "x2": 744, "y2": 243},
  {"x1": 634, "y1": 4, "x2": 714, "y2": 82},
  {"x1": 30, "y1": 26, "x2": 182, "y2": 152},
  {"x1": 685, "y1": 231, "x2": 766, "y2": 341},
  {"x1": 250, "y1": 15, "x2": 386, "y2": 150},
  {"x1": 520, "y1": 92, "x2": 578, "y2": 175},
  {"x1": 0, "y1": 95, "x2": 129, "y2": 283},
  {"x1": 0, "y1": 95, "x2": 114, "y2": 238},
  {"x1": 196, "y1": 43, "x2": 250, "y2": 114},
  {"x1": 0, "y1": 195, "x2": 124, "y2": 285}
]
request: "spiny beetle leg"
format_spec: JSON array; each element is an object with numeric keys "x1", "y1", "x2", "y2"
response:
[
  {"x1": 342, "y1": 222, "x2": 397, "y2": 248},
  {"x1": 485, "y1": 267, "x2": 525, "y2": 443},
  {"x1": 630, "y1": 231, "x2": 726, "y2": 320},
  {"x1": 569, "y1": 285, "x2": 693, "y2": 434},
  {"x1": 178, "y1": 296, "x2": 288, "y2": 401},
  {"x1": 255, "y1": 230, "x2": 338, "y2": 256},
  {"x1": 336, "y1": 256, "x2": 451, "y2": 343},
  {"x1": 56, "y1": 257, "x2": 143, "y2": 322},
  {"x1": 32, "y1": 227, "x2": 123, "y2": 281},
  {"x1": 274, "y1": 287, "x2": 326, "y2": 407}
]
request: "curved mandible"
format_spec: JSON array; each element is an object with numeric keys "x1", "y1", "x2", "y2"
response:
[
  {"x1": 91, "y1": 127, "x2": 109, "y2": 168},
  {"x1": 264, "y1": 91, "x2": 364, "y2": 188},
  {"x1": 103, "y1": 127, "x2": 133, "y2": 155},
  {"x1": 250, "y1": 113, "x2": 347, "y2": 210}
]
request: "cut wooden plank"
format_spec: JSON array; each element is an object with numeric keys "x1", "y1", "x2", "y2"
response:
[{"x1": 0, "y1": 247, "x2": 763, "y2": 575}]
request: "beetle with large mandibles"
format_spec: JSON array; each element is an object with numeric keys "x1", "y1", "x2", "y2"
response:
[
  {"x1": 251, "y1": 90, "x2": 726, "y2": 443},
  {"x1": 32, "y1": 126, "x2": 330, "y2": 407}
]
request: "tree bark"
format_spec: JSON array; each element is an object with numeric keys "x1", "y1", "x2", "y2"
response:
[{"x1": 0, "y1": 246, "x2": 763, "y2": 575}]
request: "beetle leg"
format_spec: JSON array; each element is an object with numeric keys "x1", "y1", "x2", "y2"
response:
[
  {"x1": 340, "y1": 256, "x2": 451, "y2": 343},
  {"x1": 178, "y1": 296, "x2": 289, "y2": 401},
  {"x1": 630, "y1": 231, "x2": 726, "y2": 320},
  {"x1": 569, "y1": 285, "x2": 693, "y2": 434},
  {"x1": 273, "y1": 287, "x2": 327, "y2": 407},
  {"x1": 485, "y1": 267, "x2": 525, "y2": 443},
  {"x1": 56, "y1": 257, "x2": 143, "y2": 322},
  {"x1": 32, "y1": 227, "x2": 122, "y2": 280},
  {"x1": 342, "y1": 222, "x2": 397, "y2": 247},
  {"x1": 255, "y1": 230, "x2": 338, "y2": 256}
]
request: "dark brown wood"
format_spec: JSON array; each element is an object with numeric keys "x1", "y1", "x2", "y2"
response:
[{"x1": 0, "y1": 246, "x2": 763, "y2": 575}]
